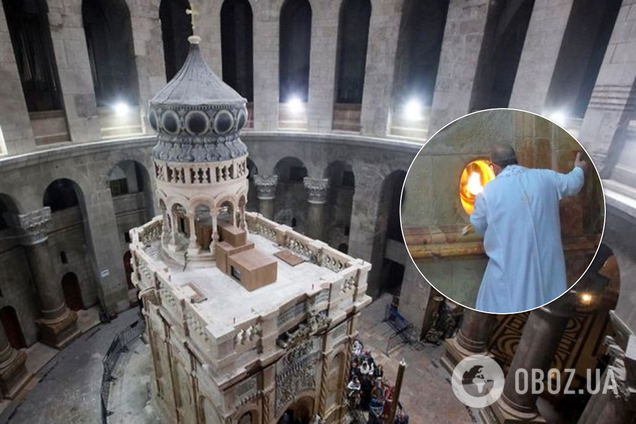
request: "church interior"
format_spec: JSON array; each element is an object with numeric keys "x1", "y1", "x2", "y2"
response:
[
  {"x1": 402, "y1": 109, "x2": 604, "y2": 309},
  {"x1": 0, "y1": 0, "x2": 634, "y2": 423}
]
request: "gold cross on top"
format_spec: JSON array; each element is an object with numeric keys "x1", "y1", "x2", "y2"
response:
[{"x1": 186, "y1": 6, "x2": 199, "y2": 34}]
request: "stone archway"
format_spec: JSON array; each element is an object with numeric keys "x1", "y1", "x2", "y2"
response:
[
  {"x1": 277, "y1": 396, "x2": 315, "y2": 424},
  {"x1": 61, "y1": 272, "x2": 84, "y2": 311}
]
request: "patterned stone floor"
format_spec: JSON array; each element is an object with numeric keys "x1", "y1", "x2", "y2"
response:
[{"x1": 356, "y1": 294, "x2": 474, "y2": 424}]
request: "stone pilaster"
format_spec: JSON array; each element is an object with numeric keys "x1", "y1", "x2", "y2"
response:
[
  {"x1": 0, "y1": 2, "x2": 36, "y2": 154},
  {"x1": 47, "y1": 0, "x2": 101, "y2": 143},
  {"x1": 19, "y1": 208, "x2": 80, "y2": 349},
  {"x1": 441, "y1": 309, "x2": 497, "y2": 373},
  {"x1": 194, "y1": 0, "x2": 223, "y2": 76},
  {"x1": 487, "y1": 296, "x2": 575, "y2": 423},
  {"x1": 129, "y1": 0, "x2": 168, "y2": 134},
  {"x1": 253, "y1": 175, "x2": 278, "y2": 219},
  {"x1": 428, "y1": 0, "x2": 491, "y2": 134},
  {"x1": 578, "y1": 1, "x2": 636, "y2": 177},
  {"x1": 307, "y1": 0, "x2": 340, "y2": 132},
  {"x1": 303, "y1": 177, "x2": 329, "y2": 240},
  {"x1": 251, "y1": 0, "x2": 285, "y2": 131},
  {"x1": 0, "y1": 323, "x2": 32, "y2": 399},
  {"x1": 360, "y1": 0, "x2": 404, "y2": 137},
  {"x1": 508, "y1": 0, "x2": 575, "y2": 113},
  {"x1": 578, "y1": 334, "x2": 636, "y2": 424}
]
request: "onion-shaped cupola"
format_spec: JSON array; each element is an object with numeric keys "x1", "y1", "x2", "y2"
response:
[{"x1": 148, "y1": 35, "x2": 249, "y2": 163}]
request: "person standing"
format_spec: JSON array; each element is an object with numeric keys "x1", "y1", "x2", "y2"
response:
[{"x1": 470, "y1": 145, "x2": 587, "y2": 313}]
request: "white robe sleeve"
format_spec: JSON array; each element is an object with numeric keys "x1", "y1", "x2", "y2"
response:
[
  {"x1": 470, "y1": 193, "x2": 488, "y2": 236},
  {"x1": 551, "y1": 166, "x2": 584, "y2": 199}
]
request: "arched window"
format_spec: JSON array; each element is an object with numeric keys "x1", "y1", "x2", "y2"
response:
[
  {"x1": 160, "y1": 0, "x2": 193, "y2": 81},
  {"x1": 43, "y1": 179, "x2": 80, "y2": 212},
  {"x1": 470, "y1": 0, "x2": 535, "y2": 110},
  {"x1": 279, "y1": 0, "x2": 312, "y2": 102},
  {"x1": 221, "y1": 0, "x2": 254, "y2": 101},
  {"x1": 2, "y1": 0, "x2": 62, "y2": 112},
  {"x1": 82, "y1": 0, "x2": 138, "y2": 107},
  {"x1": 335, "y1": 0, "x2": 371, "y2": 104},
  {"x1": 60, "y1": 251, "x2": 68, "y2": 264}
]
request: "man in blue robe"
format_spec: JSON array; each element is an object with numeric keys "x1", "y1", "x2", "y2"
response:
[{"x1": 470, "y1": 145, "x2": 588, "y2": 313}]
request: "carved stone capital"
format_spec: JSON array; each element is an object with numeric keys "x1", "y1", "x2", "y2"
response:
[
  {"x1": 253, "y1": 175, "x2": 278, "y2": 200},
  {"x1": 18, "y1": 208, "x2": 51, "y2": 244},
  {"x1": 303, "y1": 177, "x2": 329, "y2": 204}
]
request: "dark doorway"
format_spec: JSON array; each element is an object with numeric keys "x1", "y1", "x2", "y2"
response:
[
  {"x1": 277, "y1": 396, "x2": 314, "y2": 424},
  {"x1": 380, "y1": 259, "x2": 405, "y2": 296},
  {"x1": 2, "y1": 0, "x2": 63, "y2": 112},
  {"x1": 221, "y1": 0, "x2": 254, "y2": 100},
  {"x1": 160, "y1": 0, "x2": 192, "y2": 81},
  {"x1": 61, "y1": 272, "x2": 84, "y2": 311},
  {"x1": 0, "y1": 306, "x2": 26, "y2": 349},
  {"x1": 124, "y1": 251, "x2": 134, "y2": 290},
  {"x1": 279, "y1": 0, "x2": 312, "y2": 102}
]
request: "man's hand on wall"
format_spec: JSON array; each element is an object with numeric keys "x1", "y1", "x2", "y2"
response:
[{"x1": 574, "y1": 152, "x2": 588, "y2": 174}]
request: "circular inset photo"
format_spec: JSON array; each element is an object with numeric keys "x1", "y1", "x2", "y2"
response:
[{"x1": 400, "y1": 109, "x2": 605, "y2": 314}]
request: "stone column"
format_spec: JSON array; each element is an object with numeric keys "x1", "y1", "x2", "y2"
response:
[
  {"x1": 490, "y1": 296, "x2": 575, "y2": 422},
  {"x1": 250, "y1": 0, "x2": 285, "y2": 131},
  {"x1": 508, "y1": 0, "x2": 575, "y2": 114},
  {"x1": 187, "y1": 213, "x2": 199, "y2": 254},
  {"x1": 441, "y1": 309, "x2": 497, "y2": 373},
  {"x1": 578, "y1": 335, "x2": 636, "y2": 424},
  {"x1": 47, "y1": 0, "x2": 102, "y2": 143},
  {"x1": 253, "y1": 175, "x2": 278, "y2": 220},
  {"x1": 0, "y1": 2, "x2": 36, "y2": 155},
  {"x1": 428, "y1": 0, "x2": 491, "y2": 135},
  {"x1": 0, "y1": 323, "x2": 32, "y2": 399},
  {"x1": 578, "y1": 1, "x2": 636, "y2": 177},
  {"x1": 303, "y1": 177, "x2": 329, "y2": 240},
  {"x1": 129, "y1": 0, "x2": 168, "y2": 133},
  {"x1": 360, "y1": 0, "x2": 404, "y2": 137},
  {"x1": 18, "y1": 208, "x2": 80, "y2": 349},
  {"x1": 307, "y1": 0, "x2": 340, "y2": 132}
]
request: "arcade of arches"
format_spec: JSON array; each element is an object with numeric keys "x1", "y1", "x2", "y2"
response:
[{"x1": 0, "y1": 0, "x2": 634, "y2": 423}]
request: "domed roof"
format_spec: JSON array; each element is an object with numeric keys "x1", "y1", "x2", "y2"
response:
[
  {"x1": 149, "y1": 36, "x2": 249, "y2": 164},
  {"x1": 152, "y1": 38, "x2": 244, "y2": 107}
]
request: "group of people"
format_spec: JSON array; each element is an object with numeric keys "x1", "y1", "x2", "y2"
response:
[{"x1": 346, "y1": 343, "x2": 409, "y2": 423}]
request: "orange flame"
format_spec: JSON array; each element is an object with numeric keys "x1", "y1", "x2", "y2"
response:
[{"x1": 460, "y1": 160, "x2": 495, "y2": 215}]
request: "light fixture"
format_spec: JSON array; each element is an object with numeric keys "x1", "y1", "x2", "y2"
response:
[
  {"x1": 404, "y1": 99, "x2": 422, "y2": 121},
  {"x1": 580, "y1": 292, "x2": 593, "y2": 305},
  {"x1": 113, "y1": 101, "x2": 130, "y2": 116},
  {"x1": 286, "y1": 97, "x2": 304, "y2": 115},
  {"x1": 547, "y1": 111, "x2": 566, "y2": 126}
]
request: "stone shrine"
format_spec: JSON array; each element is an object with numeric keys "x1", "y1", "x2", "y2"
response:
[{"x1": 130, "y1": 34, "x2": 371, "y2": 423}]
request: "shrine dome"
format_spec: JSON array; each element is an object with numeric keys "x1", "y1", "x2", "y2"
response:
[{"x1": 148, "y1": 35, "x2": 249, "y2": 163}]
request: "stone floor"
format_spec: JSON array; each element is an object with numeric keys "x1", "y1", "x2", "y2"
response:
[
  {"x1": 108, "y1": 338, "x2": 160, "y2": 424},
  {"x1": 0, "y1": 297, "x2": 473, "y2": 424},
  {"x1": 356, "y1": 294, "x2": 474, "y2": 424},
  {"x1": 0, "y1": 308, "x2": 141, "y2": 424}
]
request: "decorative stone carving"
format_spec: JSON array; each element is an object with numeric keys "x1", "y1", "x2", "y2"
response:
[
  {"x1": 303, "y1": 178, "x2": 329, "y2": 205},
  {"x1": 604, "y1": 335, "x2": 636, "y2": 401},
  {"x1": 149, "y1": 36, "x2": 248, "y2": 164},
  {"x1": 275, "y1": 338, "x2": 320, "y2": 417},
  {"x1": 253, "y1": 175, "x2": 278, "y2": 200},
  {"x1": 277, "y1": 309, "x2": 331, "y2": 349},
  {"x1": 18, "y1": 207, "x2": 51, "y2": 243}
]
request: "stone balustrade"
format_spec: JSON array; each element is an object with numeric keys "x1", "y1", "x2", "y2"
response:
[
  {"x1": 154, "y1": 157, "x2": 248, "y2": 185},
  {"x1": 130, "y1": 212, "x2": 372, "y2": 381}
]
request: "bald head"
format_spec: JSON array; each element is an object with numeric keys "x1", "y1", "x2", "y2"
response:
[{"x1": 490, "y1": 144, "x2": 518, "y2": 169}]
